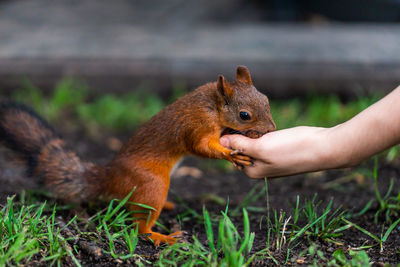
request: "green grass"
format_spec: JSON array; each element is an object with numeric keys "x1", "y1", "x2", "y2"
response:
[
  {"x1": 302, "y1": 245, "x2": 371, "y2": 267},
  {"x1": 0, "y1": 189, "x2": 158, "y2": 266},
  {"x1": 11, "y1": 79, "x2": 164, "y2": 132},
  {"x1": 157, "y1": 207, "x2": 256, "y2": 267},
  {"x1": 157, "y1": 182, "x2": 399, "y2": 266},
  {"x1": 370, "y1": 157, "x2": 400, "y2": 223},
  {"x1": 0, "y1": 195, "x2": 79, "y2": 266},
  {"x1": 342, "y1": 217, "x2": 400, "y2": 253},
  {"x1": 270, "y1": 93, "x2": 382, "y2": 129},
  {"x1": 1, "y1": 176, "x2": 398, "y2": 266}
]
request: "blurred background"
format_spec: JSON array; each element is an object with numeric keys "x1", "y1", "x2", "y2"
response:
[{"x1": 1, "y1": 0, "x2": 400, "y2": 99}]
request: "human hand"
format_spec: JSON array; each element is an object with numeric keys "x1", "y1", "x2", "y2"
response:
[
  {"x1": 220, "y1": 126, "x2": 333, "y2": 178},
  {"x1": 220, "y1": 86, "x2": 400, "y2": 178}
]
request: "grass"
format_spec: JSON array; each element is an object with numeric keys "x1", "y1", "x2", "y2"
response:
[
  {"x1": 157, "y1": 207, "x2": 256, "y2": 267},
  {"x1": 270, "y1": 93, "x2": 382, "y2": 129},
  {"x1": 302, "y1": 246, "x2": 371, "y2": 267},
  {"x1": 0, "y1": 191, "x2": 157, "y2": 266},
  {"x1": 157, "y1": 179, "x2": 399, "y2": 266},
  {"x1": 1, "y1": 79, "x2": 400, "y2": 265},
  {"x1": 0, "y1": 195, "x2": 79, "y2": 266},
  {"x1": 5, "y1": 188, "x2": 396, "y2": 266},
  {"x1": 11, "y1": 79, "x2": 165, "y2": 132},
  {"x1": 342, "y1": 217, "x2": 400, "y2": 253},
  {"x1": 371, "y1": 157, "x2": 400, "y2": 223},
  {"x1": 296, "y1": 196, "x2": 348, "y2": 241}
]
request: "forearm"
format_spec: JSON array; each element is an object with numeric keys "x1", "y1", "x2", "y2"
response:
[{"x1": 327, "y1": 86, "x2": 400, "y2": 168}]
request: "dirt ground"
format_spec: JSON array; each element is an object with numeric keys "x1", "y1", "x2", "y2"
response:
[{"x1": 0, "y1": 132, "x2": 399, "y2": 266}]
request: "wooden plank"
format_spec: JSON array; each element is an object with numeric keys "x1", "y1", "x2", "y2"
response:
[{"x1": 1, "y1": 0, "x2": 400, "y2": 97}]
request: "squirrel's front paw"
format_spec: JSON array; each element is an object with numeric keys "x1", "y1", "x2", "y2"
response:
[{"x1": 229, "y1": 150, "x2": 253, "y2": 170}]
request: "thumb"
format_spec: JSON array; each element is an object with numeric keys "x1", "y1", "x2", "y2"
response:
[{"x1": 220, "y1": 134, "x2": 255, "y2": 154}]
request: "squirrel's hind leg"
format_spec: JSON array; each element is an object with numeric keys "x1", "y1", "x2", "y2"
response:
[
  {"x1": 131, "y1": 203, "x2": 182, "y2": 246},
  {"x1": 107, "y1": 160, "x2": 182, "y2": 246},
  {"x1": 125, "y1": 173, "x2": 181, "y2": 246}
]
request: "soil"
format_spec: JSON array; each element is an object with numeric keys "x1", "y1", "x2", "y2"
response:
[{"x1": 1, "y1": 130, "x2": 399, "y2": 266}]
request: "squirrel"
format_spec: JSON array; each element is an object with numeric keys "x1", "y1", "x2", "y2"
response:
[{"x1": 0, "y1": 66, "x2": 276, "y2": 246}]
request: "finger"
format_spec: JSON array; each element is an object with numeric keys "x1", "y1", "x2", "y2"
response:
[
  {"x1": 244, "y1": 168, "x2": 265, "y2": 179},
  {"x1": 220, "y1": 135, "x2": 231, "y2": 147},
  {"x1": 222, "y1": 135, "x2": 255, "y2": 155},
  {"x1": 243, "y1": 161, "x2": 265, "y2": 179}
]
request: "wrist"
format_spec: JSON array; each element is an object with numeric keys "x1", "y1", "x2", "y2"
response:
[
  {"x1": 290, "y1": 126, "x2": 336, "y2": 174},
  {"x1": 323, "y1": 124, "x2": 358, "y2": 169}
]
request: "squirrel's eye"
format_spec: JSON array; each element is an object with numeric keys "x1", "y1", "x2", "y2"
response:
[{"x1": 239, "y1": 111, "x2": 251, "y2": 121}]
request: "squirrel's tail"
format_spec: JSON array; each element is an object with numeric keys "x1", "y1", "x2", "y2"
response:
[{"x1": 0, "y1": 102, "x2": 101, "y2": 202}]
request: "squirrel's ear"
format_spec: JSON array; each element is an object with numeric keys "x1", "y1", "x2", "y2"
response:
[
  {"x1": 217, "y1": 74, "x2": 234, "y2": 100},
  {"x1": 236, "y1": 65, "x2": 253, "y2": 85}
]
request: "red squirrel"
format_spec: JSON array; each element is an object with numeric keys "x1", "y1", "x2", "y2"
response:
[{"x1": 0, "y1": 66, "x2": 276, "y2": 246}]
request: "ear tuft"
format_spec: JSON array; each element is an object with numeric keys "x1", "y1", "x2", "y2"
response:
[
  {"x1": 236, "y1": 65, "x2": 253, "y2": 85},
  {"x1": 217, "y1": 74, "x2": 234, "y2": 100}
]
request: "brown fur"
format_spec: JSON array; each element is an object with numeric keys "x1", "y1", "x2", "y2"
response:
[
  {"x1": 0, "y1": 103, "x2": 101, "y2": 202},
  {"x1": 0, "y1": 66, "x2": 275, "y2": 246}
]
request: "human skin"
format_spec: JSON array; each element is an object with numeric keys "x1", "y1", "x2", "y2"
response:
[{"x1": 220, "y1": 86, "x2": 400, "y2": 178}]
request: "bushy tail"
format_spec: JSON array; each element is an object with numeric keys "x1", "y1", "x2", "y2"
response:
[{"x1": 0, "y1": 102, "x2": 100, "y2": 202}]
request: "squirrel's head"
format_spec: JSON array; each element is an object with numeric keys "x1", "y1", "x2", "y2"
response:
[{"x1": 217, "y1": 66, "x2": 276, "y2": 139}]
